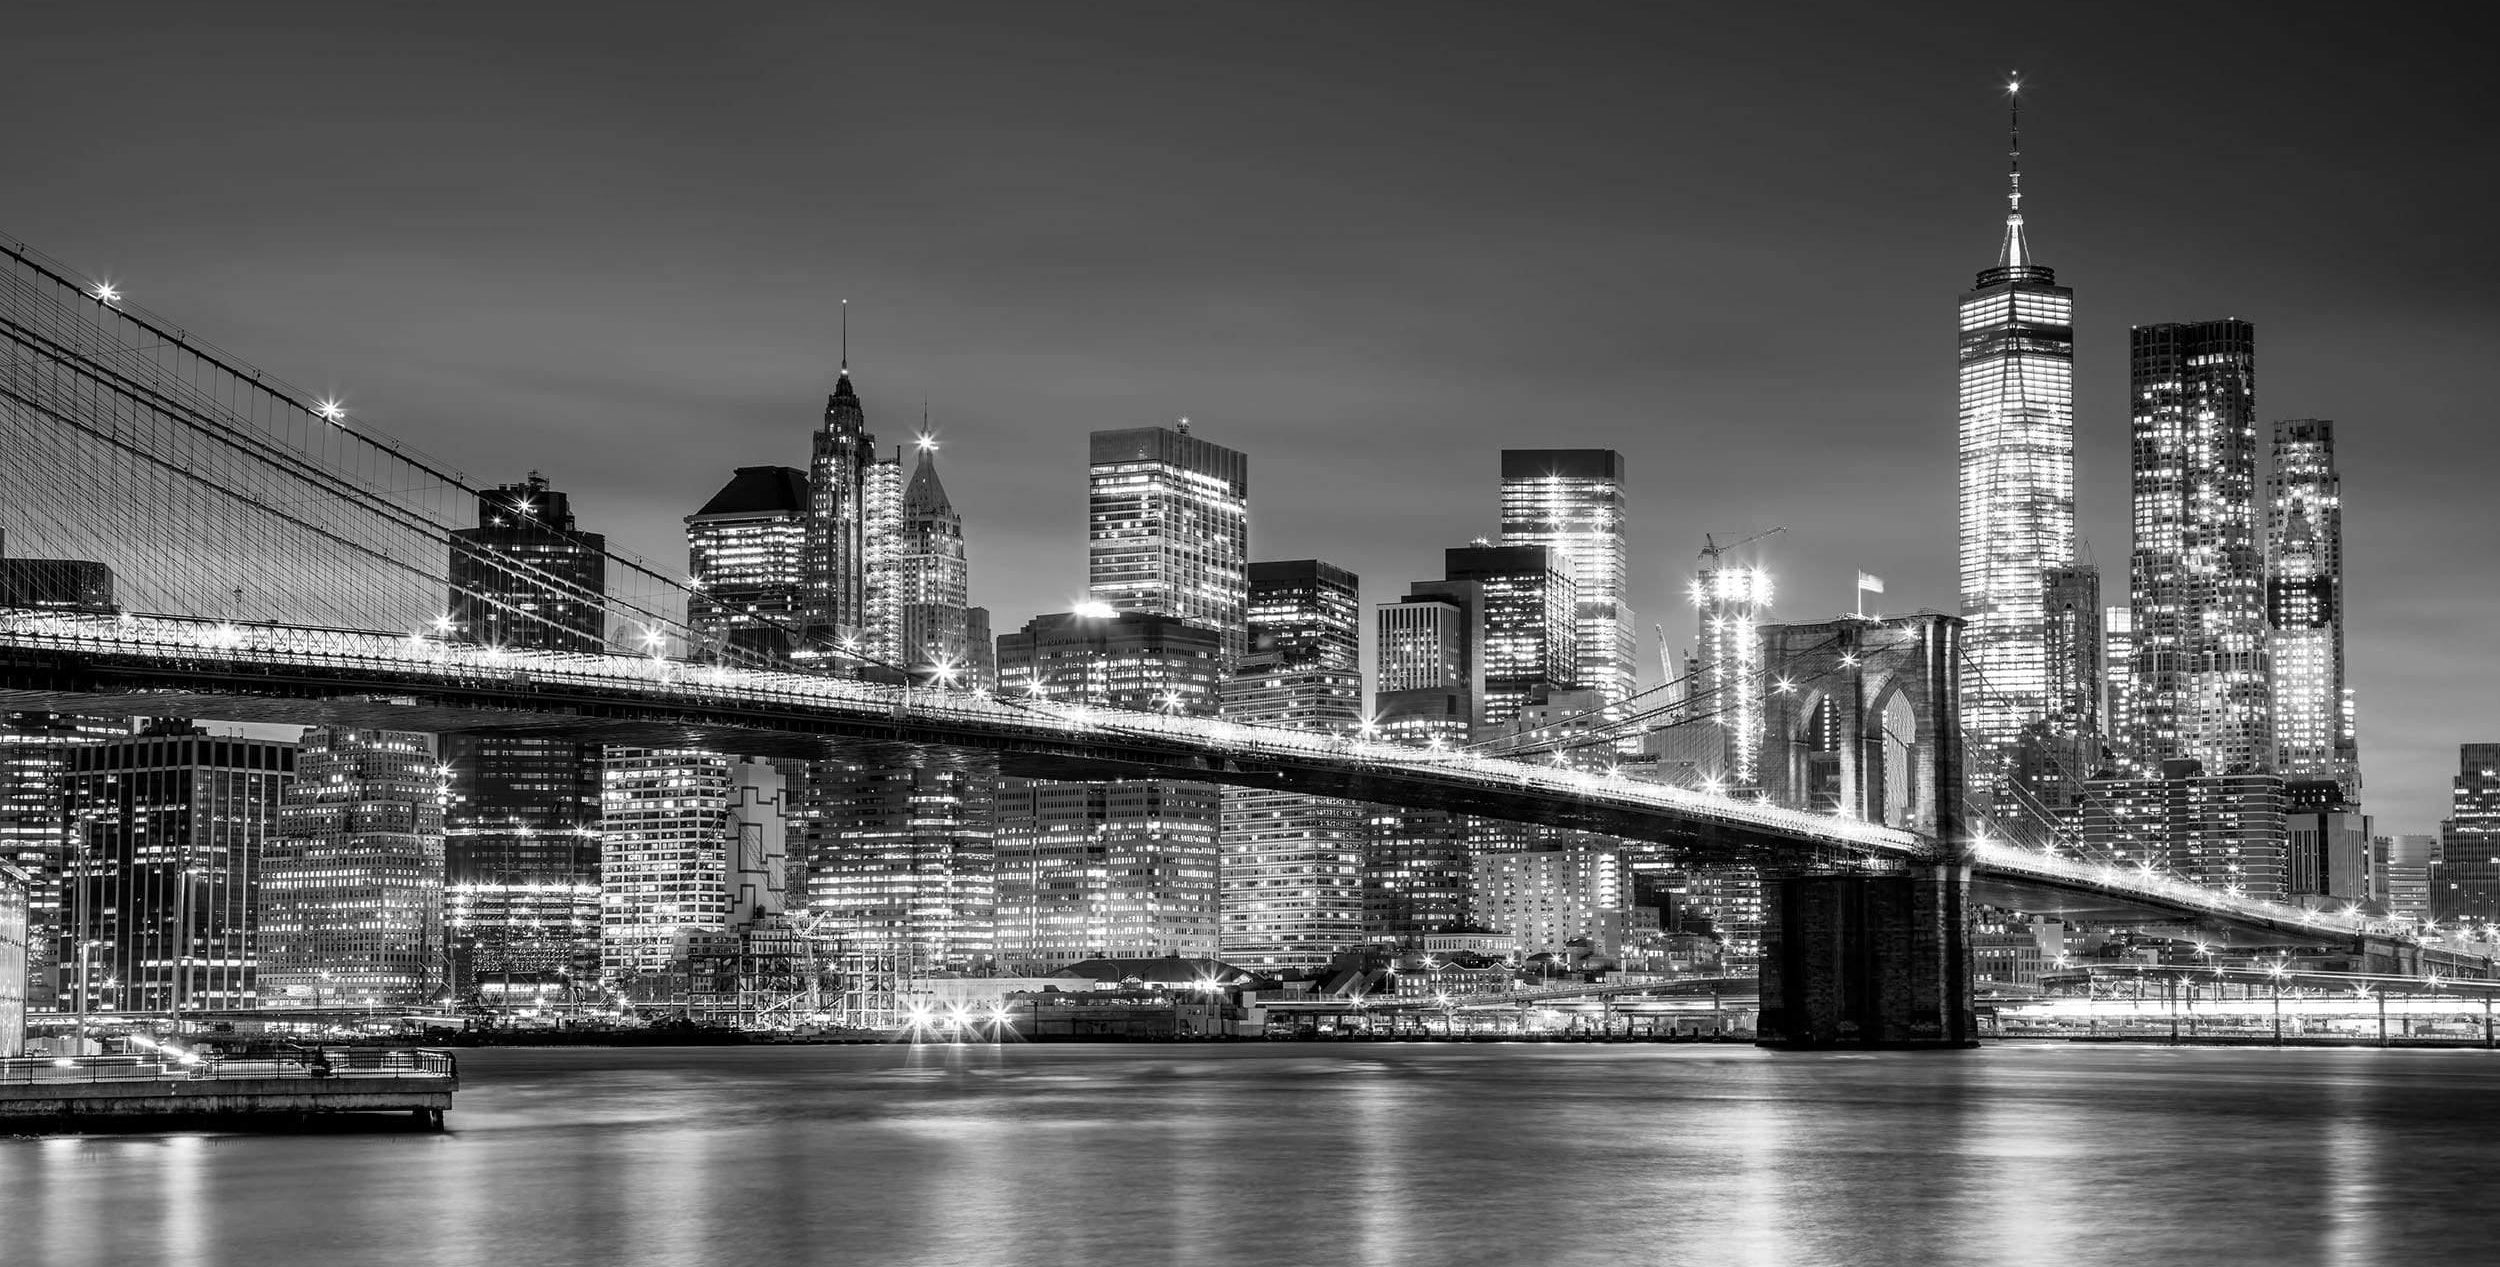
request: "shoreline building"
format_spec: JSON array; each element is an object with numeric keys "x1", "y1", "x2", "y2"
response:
[
  {"x1": 2267, "y1": 419, "x2": 2357, "y2": 796},
  {"x1": 994, "y1": 611, "x2": 1224, "y2": 971},
  {"x1": 60, "y1": 726, "x2": 294, "y2": 1013},
  {"x1": 1957, "y1": 80, "x2": 2079, "y2": 817},
  {"x1": 444, "y1": 478, "x2": 607, "y2": 997},
  {"x1": 2128, "y1": 319, "x2": 2268, "y2": 775},
  {"x1": 1500, "y1": 450, "x2": 1634, "y2": 705},
  {"x1": 261, "y1": 728, "x2": 445, "y2": 1008},
  {"x1": 1219, "y1": 561, "x2": 1365, "y2": 973}
]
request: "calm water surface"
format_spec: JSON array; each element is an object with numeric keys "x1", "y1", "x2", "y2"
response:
[{"x1": 7, "y1": 1042, "x2": 2498, "y2": 1266}]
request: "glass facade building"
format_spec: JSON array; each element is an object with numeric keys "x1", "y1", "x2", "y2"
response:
[
  {"x1": 444, "y1": 479, "x2": 606, "y2": 996},
  {"x1": 60, "y1": 729, "x2": 295, "y2": 1013},
  {"x1": 687, "y1": 465, "x2": 812, "y2": 663},
  {"x1": 1956, "y1": 127, "x2": 2076, "y2": 811},
  {"x1": 1087, "y1": 424, "x2": 1250, "y2": 669},
  {"x1": 448, "y1": 476, "x2": 608, "y2": 653},
  {"x1": 1444, "y1": 545, "x2": 1576, "y2": 728},
  {"x1": 2129, "y1": 320, "x2": 2268, "y2": 775},
  {"x1": 2266, "y1": 419, "x2": 2357, "y2": 794},
  {"x1": 261, "y1": 728, "x2": 445, "y2": 1007},
  {"x1": 2433, "y1": 745, "x2": 2500, "y2": 925},
  {"x1": 1500, "y1": 450, "x2": 1635, "y2": 705}
]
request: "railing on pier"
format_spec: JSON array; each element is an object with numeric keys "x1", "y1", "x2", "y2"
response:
[{"x1": 0, "y1": 1048, "x2": 457, "y2": 1086}]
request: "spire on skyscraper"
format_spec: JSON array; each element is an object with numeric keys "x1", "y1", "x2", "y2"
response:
[
  {"x1": 2000, "y1": 74, "x2": 2029, "y2": 270},
  {"x1": 839, "y1": 298, "x2": 850, "y2": 377}
]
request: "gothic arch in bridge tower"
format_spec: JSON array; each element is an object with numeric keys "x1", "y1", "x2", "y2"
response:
[{"x1": 1757, "y1": 615, "x2": 1964, "y2": 848}]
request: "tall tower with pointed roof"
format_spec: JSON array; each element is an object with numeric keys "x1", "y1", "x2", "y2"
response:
[
  {"x1": 805, "y1": 307, "x2": 876, "y2": 653},
  {"x1": 1957, "y1": 75, "x2": 2079, "y2": 824}
]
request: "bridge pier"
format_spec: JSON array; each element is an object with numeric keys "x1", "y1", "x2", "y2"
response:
[{"x1": 1757, "y1": 865, "x2": 1978, "y2": 1050}]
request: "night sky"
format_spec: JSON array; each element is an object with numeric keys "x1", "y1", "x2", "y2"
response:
[{"x1": 4, "y1": 3, "x2": 2492, "y2": 832}]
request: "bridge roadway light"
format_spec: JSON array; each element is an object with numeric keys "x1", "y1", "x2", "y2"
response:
[
  {"x1": 91, "y1": 281, "x2": 122, "y2": 303},
  {"x1": 316, "y1": 399, "x2": 347, "y2": 424}
]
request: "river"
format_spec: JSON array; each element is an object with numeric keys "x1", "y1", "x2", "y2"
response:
[{"x1": 6, "y1": 1042, "x2": 2497, "y2": 1265}]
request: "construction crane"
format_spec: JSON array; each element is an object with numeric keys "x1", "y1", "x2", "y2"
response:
[{"x1": 1697, "y1": 524, "x2": 1786, "y2": 568}]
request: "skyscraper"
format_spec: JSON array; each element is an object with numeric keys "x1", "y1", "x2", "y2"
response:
[
  {"x1": 809, "y1": 751, "x2": 996, "y2": 975},
  {"x1": 1500, "y1": 450, "x2": 1634, "y2": 705},
  {"x1": 261, "y1": 728, "x2": 445, "y2": 1007},
  {"x1": 0, "y1": 558, "x2": 122, "y2": 1011},
  {"x1": 1220, "y1": 561, "x2": 1365, "y2": 972},
  {"x1": 444, "y1": 477, "x2": 605, "y2": 997},
  {"x1": 60, "y1": 726, "x2": 294, "y2": 1012},
  {"x1": 1367, "y1": 584, "x2": 1481, "y2": 943},
  {"x1": 2082, "y1": 758, "x2": 2287, "y2": 898},
  {"x1": 1957, "y1": 79, "x2": 2077, "y2": 811},
  {"x1": 805, "y1": 355, "x2": 875, "y2": 652},
  {"x1": 2129, "y1": 319, "x2": 2267, "y2": 774},
  {"x1": 2267, "y1": 419, "x2": 2357, "y2": 794},
  {"x1": 1087, "y1": 423, "x2": 1250, "y2": 668},
  {"x1": 1443, "y1": 544, "x2": 1577, "y2": 728},
  {"x1": 687, "y1": 465, "x2": 812, "y2": 663},
  {"x1": 893, "y1": 440, "x2": 972, "y2": 680},
  {"x1": 599, "y1": 747, "x2": 733, "y2": 985},
  {"x1": 2433, "y1": 744, "x2": 2500, "y2": 925},
  {"x1": 448, "y1": 475, "x2": 608, "y2": 652},
  {"x1": 1691, "y1": 556, "x2": 1772, "y2": 788},
  {"x1": 993, "y1": 611, "x2": 1224, "y2": 970},
  {"x1": 859, "y1": 448, "x2": 905, "y2": 666}
]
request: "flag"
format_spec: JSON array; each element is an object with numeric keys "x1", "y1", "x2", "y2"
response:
[{"x1": 1856, "y1": 572, "x2": 1885, "y2": 594}]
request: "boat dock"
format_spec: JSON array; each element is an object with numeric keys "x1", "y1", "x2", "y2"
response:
[{"x1": 0, "y1": 1048, "x2": 458, "y2": 1131}]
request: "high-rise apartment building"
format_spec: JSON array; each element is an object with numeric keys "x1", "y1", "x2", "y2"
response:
[
  {"x1": 1500, "y1": 450, "x2": 1634, "y2": 704},
  {"x1": 599, "y1": 749, "x2": 734, "y2": 984},
  {"x1": 687, "y1": 466, "x2": 812, "y2": 663},
  {"x1": 805, "y1": 361, "x2": 875, "y2": 651},
  {"x1": 2081, "y1": 758, "x2": 2287, "y2": 898},
  {"x1": 2267, "y1": 419, "x2": 2357, "y2": 795},
  {"x1": 1444, "y1": 544, "x2": 1576, "y2": 728},
  {"x1": 1087, "y1": 423, "x2": 1250, "y2": 668},
  {"x1": 60, "y1": 727, "x2": 294, "y2": 1012},
  {"x1": 1957, "y1": 85, "x2": 2077, "y2": 812},
  {"x1": 1471, "y1": 846, "x2": 1632, "y2": 959},
  {"x1": 447, "y1": 476, "x2": 609, "y2": 652},
  {"x1": 2433, "y1": 745, "x2": 2500, "y2": 925},
  {"x1": 444, "y1": 478, "x2": 606, "y2": 996},
  {"x1": 993, "y1": 611, "x2": 1224, "y2": 970},
  {"x1": 1220, "y1": 561, "x2": 1365, "y2": 973},
  {"x1": 2129, "y1": 319, "x2": 2268, "y2": 774},
  {"x1": 261, "y1": 728, "x2": 445, "y2": 1007}
]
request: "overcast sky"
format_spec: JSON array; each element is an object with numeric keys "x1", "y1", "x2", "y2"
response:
[{"x1": 4, "y1": 2, "x2": 2492, "y2": 831}]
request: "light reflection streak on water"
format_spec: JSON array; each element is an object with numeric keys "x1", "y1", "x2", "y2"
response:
[{"x1": 6, "y1": 1044, "x2": 2500, "y2": 1266}]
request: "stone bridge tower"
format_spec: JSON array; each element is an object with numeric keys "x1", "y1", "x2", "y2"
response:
[{"x1": 1751, "y1": 614, "x2": 1976, "y2": 1048}]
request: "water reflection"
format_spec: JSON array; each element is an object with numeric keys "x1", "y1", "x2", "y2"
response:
[{"x1": 7, "y1": 1044, "x2": 2500, "y2": 1266}]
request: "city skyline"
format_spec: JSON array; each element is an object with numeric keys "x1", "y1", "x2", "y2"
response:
[{"x1": 1, "y1": 8, "x2": 2492, "y2": 836}]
